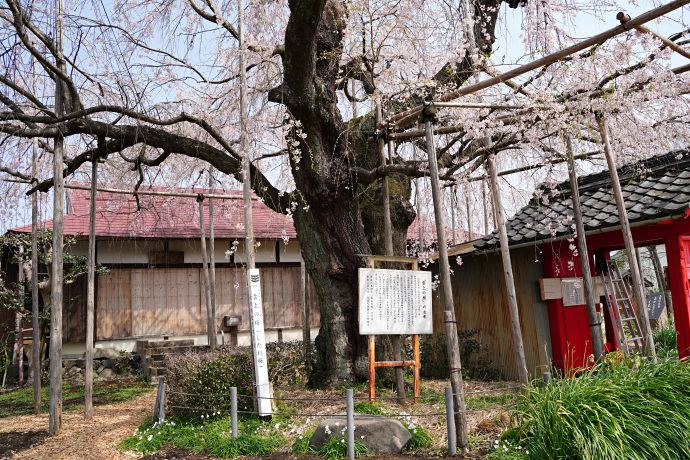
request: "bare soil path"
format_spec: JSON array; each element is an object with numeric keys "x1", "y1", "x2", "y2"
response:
[{"x1": 0, "y1": 391, "x2": 154, "y2": 459}]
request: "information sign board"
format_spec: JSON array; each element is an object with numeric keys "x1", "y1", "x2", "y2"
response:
[
  {"x1": 247, "y1": 269, "x2": 272, "y2": 417},
  {"x1": 358, "y1": 268, "x2": 432, "y2": 335}
]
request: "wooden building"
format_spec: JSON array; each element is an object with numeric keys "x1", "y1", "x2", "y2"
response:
[
  {"x1": 436, "y1": 151, "x2": 690, "y2": 380},
  {"x1": 4, "y1": 186, "x2": 320, "y2": 355}
]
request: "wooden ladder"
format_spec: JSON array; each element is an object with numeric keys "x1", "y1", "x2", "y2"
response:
[{"x1": 602, "y1": 259, "x2": 645, "y2": 356}]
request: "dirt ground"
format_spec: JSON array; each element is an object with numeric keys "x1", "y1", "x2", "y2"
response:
[{"x1": 0, "y1": 379, "x2": 512, "y2": 459}]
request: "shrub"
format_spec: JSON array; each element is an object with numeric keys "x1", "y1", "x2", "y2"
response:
[
  {"x1": 502, "y1": 359, "x2": 690, "y2": 460},
  {"x1": 420, "y1": 330, "x2": 501, "y2": 380},
  {"x1": 166, "y1": 341, "x2": 311, "y2": 416},
  {"x1": 653, "y1": 325, "x2": 678, "y2": 357}
]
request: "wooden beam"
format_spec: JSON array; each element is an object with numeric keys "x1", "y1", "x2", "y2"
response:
[
  {"x1": 597, "y1": 114, "x2": 656, "y2": 358},
  {"x1": 84, "y1": 158, "x2": 97, "y2": 419},
  {"x1": 198, "y1": 197, "x2": 215, "y2": 348},
  {"x1": 565, "y1": 135, "x2": 605, "y2": 362},
  {"x1": 49, "y1": 0, "x2": 65, "y2": 433},
  {"x1": 384, "y1": 0, "x2": 690, "y2": 130},
  {"x1": 424, "y1": 117, "x2": 469, "y2": 452},
  {"x1": 487, "y1": 154, "x2": 529, "y2": 386},
  {"x1": 208, "y1": 170, "x2": 218, "y2": 349},
  {"x1": 30, "y1": 96, "x2": 41, "y2": 414}
]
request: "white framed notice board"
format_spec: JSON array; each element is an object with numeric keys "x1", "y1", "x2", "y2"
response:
[{"x1": 358, "y1": 268, "x2": 433, "y2": 335}]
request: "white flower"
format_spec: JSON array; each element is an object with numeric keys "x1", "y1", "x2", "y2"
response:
[
  {"x1": 361, "y1": 436, "x2": 365, "y2": 440},
  {"x1": 275, "y1": 423, "x2": 280, "y2": 430}
]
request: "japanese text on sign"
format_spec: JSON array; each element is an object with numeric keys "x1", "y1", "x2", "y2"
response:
[
  {"x1": 247, "y1": 269, "x2": 272, "y2": 417},
  {"x1": 358, "y1": 268, "x2": 432, "y2": 335}
]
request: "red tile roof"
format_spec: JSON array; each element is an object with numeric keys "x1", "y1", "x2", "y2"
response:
[{"x1": 11, "y1": 185, "x2": 297, "y2": 240}]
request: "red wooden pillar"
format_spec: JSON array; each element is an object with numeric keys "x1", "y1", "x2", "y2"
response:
[
  {"x1": 542, "y1": 243, "x2": 592, "y2": 376},
  {"x1": 664, "y1": 235, "x2": 690, "y2": 358}
]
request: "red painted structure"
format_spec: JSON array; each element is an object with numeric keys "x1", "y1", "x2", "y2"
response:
[{"x1": 542, "y1": 211, "x2": 690, "y2": 375}]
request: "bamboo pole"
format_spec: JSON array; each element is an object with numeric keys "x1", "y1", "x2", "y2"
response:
[
  {"x1": 84, "y1": 158, "x2": 97, "y2": 419},
  {"x1": 465, "y1": 189, "x2": 472, "y2": 241},
  {"x1": 208, "y1": 170, "x2": 218, "y2": 349},
  {"x1": 487, "y1": 154, "x2": 529, "y2": 386},
  {"x1": 451, "y1": 186, "x2": 457, "y2": 245},
  {"x1": 31, "y1": 111, "x2": 40, "y2": 415},
  {"x1": 596, "y1": 114, "x2": 656, "y2": 358},
  {"x1": 424, "y1": 114, "x2": 469, "y2": 452},
  {"x1": 564, "y1": 136, "x2": 605, "y2": 362},
  {"x1": 384, "y1": 0, "x2": 690, "y2": 130},
  {"x1": 376, "y1": 100, "x2": 404, "y2": 399},
  {"x1": 482, "y1": 178, "x2": 489, "y2": 235},
  {"x1": 198, "y1": 197, "x2": 215, "y2": 348},
  {"x1": 49, "y1": 0, "x2": 66, "y2": 433}
]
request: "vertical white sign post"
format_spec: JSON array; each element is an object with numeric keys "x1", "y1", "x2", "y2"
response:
[{"x1": 247, "y1": 269, "x2": 272, "y2": 418}]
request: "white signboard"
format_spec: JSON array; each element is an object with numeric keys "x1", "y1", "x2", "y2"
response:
[
  {"x1": 358, "y1": 268, "x2": 433, "y2": 335},
  {"x1": 247, "y1": 269, "x2": 272, "y2": 417}
]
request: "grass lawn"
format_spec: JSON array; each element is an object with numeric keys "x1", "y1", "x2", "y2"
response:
[{"x1": 0, "y1": 377, "x2": 153, "y2": 418}]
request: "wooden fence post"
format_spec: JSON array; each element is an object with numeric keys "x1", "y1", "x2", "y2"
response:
[
  {"x1": 198, "y1": 196, "x2": 216, "y2": 349},
  {"x1": 208, "y1": 169, "x2": 218, "y2": 349},
  {"x1": 85, "y1": 157, "x2": 98, "y2": 419}
]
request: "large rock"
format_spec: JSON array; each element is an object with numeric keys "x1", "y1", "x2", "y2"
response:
[
  {"x1": 309, "y1": 414, "x2": 411, "y2": 454},
  {"x1": 99, "y1": 368, "x2": 117, "y2": 379},
  {"x1": 93, "y1": 347, "x2": 120, "y2": 359}
]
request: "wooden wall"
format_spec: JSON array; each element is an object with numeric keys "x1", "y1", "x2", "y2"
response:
[
  {"x1": 431, "y1": 246, "x2": 552, "y2": 381},
  {"x1": 96, "y1": 266, "x2": 321, "y2": 340}
]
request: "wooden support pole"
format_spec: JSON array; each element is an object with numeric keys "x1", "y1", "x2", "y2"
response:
[
  {"x1": 465, "y1": 189, "x2": 473, "y2": 241},
  {"x1": 376, "y1": 100, "x2": 404, "y2": 399},
  {"x1": 208, "y1": 170, "x2": 218, "y2": 349},
  {"x1": 84, "y1": 158, "x2": 97, "y2": 419},
  {"x1": 482, "y1": 178, "x2": 489, "y2": 235},
  {"x1": 564, "y1": 136, "x2": 605, "y2": 362},
  {"x1": 49, "y1": 0, "x2": 65, "y2": 433},
  {"x1": 487, "y1": 154, "x2": 529, "y2": 386},
  {"x1": 424, "y1": 116, "x2": 468, "y2": 452},
  {"x1": 31, "y1": 121, "x2": 40, "y2": 414},
  {"x1": 451, "y1": 186, "x2": 457, "y2": 245},
  {"x1": 198, "y1": 197, "x2": 215, "y2": 348},
  {"x1": 596, "y1": 114, "x2": 656, "y2": 358},
  {"x1": 16, "y1": 313, "x2": 23, "y2": 387}
]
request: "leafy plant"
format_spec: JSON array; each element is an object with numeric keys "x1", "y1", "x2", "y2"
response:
[
  {"x1": 502, "y1": 359, "x2": 690, "y2": 459},
  {"x1": 403, "y1": 422, "x2": 433, "y2": 451},
  {"x1": 290, "y1": 429, "x2": 315, "y2": 454},
  {"x1": 353, "y1": 401, "x2": 385, "y2": 415},
  {"x1": 317, "y1": 435, "x2": 369, "y2": 459},
  {"x1": 654, "y1": 325, "x2": 678, "y2": 357}
]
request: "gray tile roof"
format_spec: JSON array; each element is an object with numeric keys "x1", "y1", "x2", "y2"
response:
[{"x1": 474, "y1": 150, "x2": 690, "y2": 251}]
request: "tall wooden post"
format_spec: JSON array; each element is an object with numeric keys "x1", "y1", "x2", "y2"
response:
[
  {"x1": 208, "y1": 170, "x2": 218, "y2": 349},
  {"x1": 49, "y1": 0, "x2": 66, "y2": 433},
  {"x1": 450, "y1": 186, "x2": 457, "y2": 245},
  {"x1": 465, "y1": 189, "x2": 473, "y2": 241},
  {"x1": 564, "y1": 136, "x2": 604, "y2": 362},
  {"x1": 482, "y1": 178, "x2": 489, "y2": 235},
  {"x1": 84, "y1": 157, "x2": 97, "y2": 419},
  {"x1": 423, "y1": 109, "x2": 468, "y2": 453},
  {"x1": 31, "y1": 109, "x2": 40, "y2": 415},
  {"x1": 198, "y1": 196, "x2": 216, "y2": 348},
  {"x1": 376, "y1": 100, "x2": 404, "y2": 399},
  {"x1": 596, "y1": 114, "x2": 656, "y2": 358},
  {"x1": 487, "y1": 154, "x2": 529, "y2": 386}
]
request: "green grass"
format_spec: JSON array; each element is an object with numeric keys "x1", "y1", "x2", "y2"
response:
[
  {"x1": 352, "y1": 401, "x2": 386, "y2": 415},
  {"x1": 316, "y1": 435, "x2": 369, "y2": 459},
  {"x1": 0, "y1": 377, "x2": 151, "y2": 418},
  {"x1": 654, "y1": 325, "x2": 679, "y2": 358},
  {"x1": 500, "y1": 358, "x2": 690, "y2": 460},
  {"x1": 465, "y1": 391, "x2": 516, "y2": 409},
  {"x1": 119, "y1": 414, "x2": 287, "y2": 457}
]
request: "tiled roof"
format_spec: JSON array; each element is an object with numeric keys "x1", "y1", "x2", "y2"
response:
[
  {"x1": 474, "y1": 150, "x2": 690, "y2": 251},
  {"x1": 11, "y1": 185, "x2": 296, "y2": 240}
]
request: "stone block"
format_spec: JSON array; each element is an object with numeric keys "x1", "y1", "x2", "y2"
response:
[{"x1": 309, "y1": 414, "x2": 411, "y2": 454}]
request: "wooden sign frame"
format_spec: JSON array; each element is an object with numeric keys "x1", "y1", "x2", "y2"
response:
[{"x1": 364, "y1": 255, "x2": 422, "y2": 404}]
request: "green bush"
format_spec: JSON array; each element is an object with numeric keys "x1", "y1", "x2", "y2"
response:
[
  {"x1": 502, "y1": 358, "x2": 690, "y2": 460},
  {"x1": 420, "y1": 330, "x2": 501, "y2": 380},
  {"x1": 166, "y1": 341, "x2": 311, "y2": 417},
  {"x1": 653, "y1": 325, "x2": 678, "y2": 357}
]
